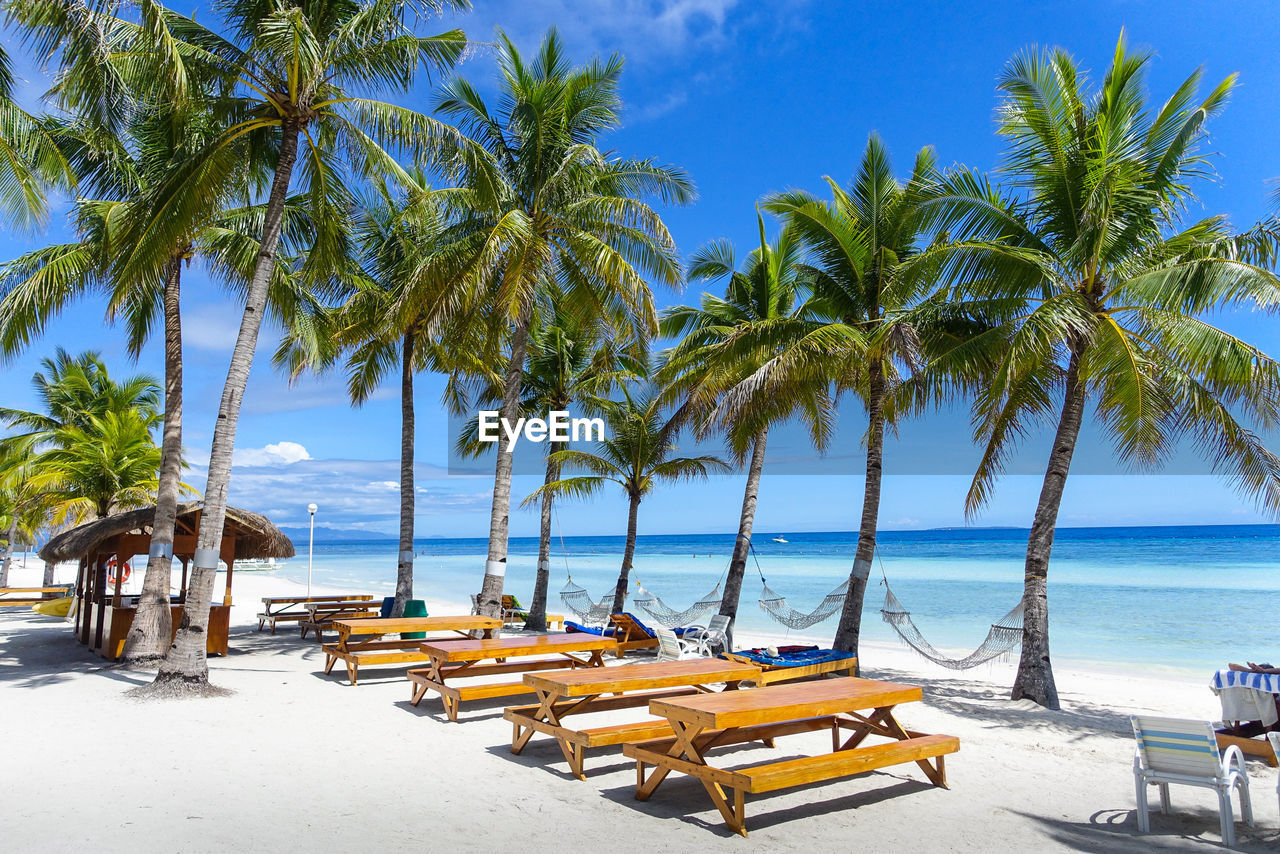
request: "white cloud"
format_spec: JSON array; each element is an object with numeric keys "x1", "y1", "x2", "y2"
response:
[{"x1": 233, "y1": 441, "x2": 313, "y2": 467}]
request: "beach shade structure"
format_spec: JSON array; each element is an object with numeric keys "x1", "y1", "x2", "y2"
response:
[
  {"x1": 1130, "y1": 715, "x2": 1253, "y2": 847},
  {"x1": 559, "y1": 577, "x2": 612, "y2": 625},
  {"x1": 879, "y1": 581, "x2": 1024, "y2": 670},
  {"x1": 758, "y1": 579, "x2": 848, "y2": 630},
  {"x1": 40, "y1": 502, "x2": 294, "y2": 660},
  {"x1": 632, "y1": 582, "x2": 721, "y2": 627}
]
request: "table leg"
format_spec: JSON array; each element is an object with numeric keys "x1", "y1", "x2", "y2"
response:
[{"x1": 876, "y1": 707, "x2": 948, "y2": 787}]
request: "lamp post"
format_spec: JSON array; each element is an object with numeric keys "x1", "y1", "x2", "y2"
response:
[{"x1": 307, "y1": 503, "x2": 318, "y2": 597}]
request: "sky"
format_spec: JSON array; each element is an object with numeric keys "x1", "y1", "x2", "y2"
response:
[{"x1": 3, "y1": 0, "x2": 1280, "y2": 538}]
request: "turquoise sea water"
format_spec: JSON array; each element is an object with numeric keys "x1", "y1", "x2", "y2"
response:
[{"x1": 271, "y1": 525, "x2": 1280, "y2": 673}]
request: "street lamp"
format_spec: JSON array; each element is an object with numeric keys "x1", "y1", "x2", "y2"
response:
[{"x1": 307, "y1": 503, "x2": 318, "y2": 597}]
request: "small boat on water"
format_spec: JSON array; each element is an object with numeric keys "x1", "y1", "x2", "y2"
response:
[{"x1": 772, "y1": 536, "x2": 789, "y2": 544}]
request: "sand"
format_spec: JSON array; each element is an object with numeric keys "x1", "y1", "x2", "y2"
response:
[{"x1": 2, "y1": 563, "x2": 1277, "y2": 852}]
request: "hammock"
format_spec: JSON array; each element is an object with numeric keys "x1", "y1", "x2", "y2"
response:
[
  {"x1": 758, "y1": 579, "x2": 848, "y2": 630},
  {"x1": 879, "y1": 581, "x2": 1024, "y2": 670},
  {"x1": 632, "y1": 583, "x2": 722, "y2": 627},
  {"x1": 559, "y1": 577, "x2": 612, "y2": 625}
]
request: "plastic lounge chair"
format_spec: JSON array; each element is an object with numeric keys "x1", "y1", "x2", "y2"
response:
[
  {"x1": 1131, "y1": 715, "x2": 1253, "y2": 847},
  {"x1": 654, "y1": 626, "x2": 701, "y2": 662},
  {"x1": 683, "y1": 614, "x2": 731, "y2": 656}
]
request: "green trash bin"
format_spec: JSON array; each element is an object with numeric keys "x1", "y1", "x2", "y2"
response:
[{"x1": 401, "y1": 599, "x2": 429, "y2": 639}]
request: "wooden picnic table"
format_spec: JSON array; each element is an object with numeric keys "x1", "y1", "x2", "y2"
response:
[
  {"x1": 258, "y1": 594, "x2": 375, "y2": 633},
  {"x1": 505, "y1": 658, "x2": 761, "y2": 779},
  {"x1": 322, "y1": 616, "x2": 500, "y2": 685},
  {"x1": 299, "y1": 600, "x2": 383, "y2": 640},
  {"x1": 622, "y1": 676, "x2": 959, "y2": 836},
  {"x1": 408, "y1": 633, "x2": 617, "y2": 721}
]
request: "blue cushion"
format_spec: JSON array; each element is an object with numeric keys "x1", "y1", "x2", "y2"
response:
[
  {"x1": 565, "y1": 621, "x2": 615, "y2": 637},
  {"x1": 722, "y1": 646, "x2": 855, "y2": 667}
]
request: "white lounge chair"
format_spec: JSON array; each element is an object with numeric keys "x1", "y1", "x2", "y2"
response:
[
  {"x1": 683, "y1": 614, "x2": 731, "y2": 656},
  {"x1": 1268, "y1": 732, "x2": 1280, "y2": 818},
  {"x1": 655, "y1": 626, "x2": 701, "y2": 662},
  {"x1": 1131, "y1": 715, "x2": 1253, "y2": 847}
]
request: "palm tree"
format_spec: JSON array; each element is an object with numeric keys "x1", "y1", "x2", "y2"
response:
[
  {"x1": 436, "y1": 29, "x2": 692, "y2": 617},
  {"x1": 916, "y1": 34, "x2": 1280, "y2": 708},
  {"x1": 27, "y1": 409, "x2": 171, "y2": 523},
  {"x1": 10, "y1": 0, "x2": 470, "y2": 687},
  {"x1": 659, "y1": 217, "x2": 831, "y2": 642},
  {"x1": 278, "y1": 175, "x2": 478, "y2": 618},
  {"x1": 759, "y1": 134, "x2": 939, "y2": 661},
  {"x1": 530, "y1": 384, "x2": 729, "y2": 614},
  {"x1": 457, "y1": 290, "x2": 642, "y2": 629},
  {"x1": 0, "y1": 44, "x2": 74, "y2": 226}
]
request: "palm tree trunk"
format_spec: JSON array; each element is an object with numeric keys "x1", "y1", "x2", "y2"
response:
[
  {"x1": 1011, "y1": 352, "x2": 1084, "y2": 710},
  {"x1": 833, "y1": 360, "x2": 885, "y2": 663},
  {"x1": 478, "y1": 301, "x2": 534, "y2": 617},
  {"x1": 392, "y1": 329, "x2": 416, "y2": 618},
  {"x1": 612, "y1": 493, "x2": 641, "y2": 615},
  {"x1": 154, "y1": 122, "x2": 301, "y2": 689},
  {"x1": 42, "y1": 560, "x2": 54, "y2": 588},
  {"x1": 720, "y1": 427, "x2": 767, "y2": 648},
  {"x1": 0, "y1": 518, "x2": 15, "y2": 588},
  {"x1": 121, "y1": 257, "x2": 183, "y2": 667},
  {"x1": 524, "y1": 441, "x2": 561, "y2": 631}
]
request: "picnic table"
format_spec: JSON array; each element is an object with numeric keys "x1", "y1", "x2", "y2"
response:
[
  {"x1": 408, "y1": 633, "x2": 617, "y2": 721},
  {"x1": 0, "y1": 586, "x2": 71, "y2": 607},
  {"x1": 257, "y1": 594, "x2": 375, "y2": 633},
  {"x1": 321, "y1": 616, "x2": 501, "y2": 685},
  {"x1": 299, "y1": 599, "x2": 383, "y2": 640},
  {"x1": 505, "y1": 658, "x2": 761, "y2": 779},
  {"x1": 622, "y1": 676, "x2": 959, "y2": 836}
]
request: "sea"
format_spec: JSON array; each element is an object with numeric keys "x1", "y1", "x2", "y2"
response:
[{"x1": 270, "y1": 524, "x2": 1280, "y2": 674}]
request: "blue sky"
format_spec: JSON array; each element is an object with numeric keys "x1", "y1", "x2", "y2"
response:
[{"x1": 3, "y1": 0, "x2": 1280, "y2": 537}]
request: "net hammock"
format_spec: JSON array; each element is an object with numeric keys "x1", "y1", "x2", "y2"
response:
[
  {"x1": 879, "y1": 580, "x2": 1024, "y2": 670},
  {"x1": 559, "y1": 577, "x2": 612, "y2": 624},
  {"x1": 758, "y1": 579, "x2": 849, "y2": 630},
  {"x1": 632, "y1": 583, "x2": 722, "y2": 627}
]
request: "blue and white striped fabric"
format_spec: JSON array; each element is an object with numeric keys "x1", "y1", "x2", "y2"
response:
[{"x1": 1211, "y1": 669, "x2": 1280, "y2": 695}]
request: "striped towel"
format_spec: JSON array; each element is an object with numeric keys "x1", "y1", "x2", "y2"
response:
[{"x1": 1211, "y1": 668, "x2": 1280, "y2": 695}]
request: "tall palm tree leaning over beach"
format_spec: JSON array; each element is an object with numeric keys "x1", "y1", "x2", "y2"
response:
[
  {"x1": 0, "y1": 100, "x2": 297, "y2": 665},
  {"x1": 529, "y1": 384, "x2": 730, "y2": 615},
  {"x1": 435, "y1": 28, "x2": 692, "y2": 618},
  {"x1": 915, "y1": 33, "x2": 1280, "y2": 709},
  {"x1": 659, "y1": 217, "x2": 832, "y2": 644},
  {"x1": 24, "y1": 0, "x2": 470, "y2": 690},
  {"x1": 757, "y1": 134, "x2": 940, "y2": 663}
]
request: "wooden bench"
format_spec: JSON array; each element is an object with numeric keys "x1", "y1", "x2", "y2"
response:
[
  {"x1": 0, "y1": 586, "x2": 72, "y2": 607},
  {"x1": 258, "y1": 594, "x2": 375, "y2": 633},
  {"x1": 321, "y1": 616, "x2": 500, "y2": 685},
  {"x1": 504, "y1": 658, "x2": 761, "y2": 778},
  {"x1": 623, "y1": 677, "x2": 959, "y2": 836},
  {"x1": 298, "y1": 600, "x2": 383, "y2": 640},
  {"x1": 408, "y1": 634, "x2": 617, "y2": 721}
]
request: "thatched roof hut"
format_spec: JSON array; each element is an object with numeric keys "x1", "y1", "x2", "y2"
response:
[{"x1": 40, "y1": 502, "x2": 295, "y2": 564}]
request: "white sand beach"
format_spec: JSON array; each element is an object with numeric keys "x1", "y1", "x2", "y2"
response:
[{"x1": 2, "y1": 565, "x2": 1277, "y2": 853}]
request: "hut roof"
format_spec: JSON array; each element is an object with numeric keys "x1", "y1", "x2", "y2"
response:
[{"x1": 39, "y1": 502, "x2": 296, "y2": 563}]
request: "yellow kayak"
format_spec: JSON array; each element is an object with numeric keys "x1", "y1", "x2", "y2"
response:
[{"x1": 32, "y1": 596, "x2": 73, "y2": 617}]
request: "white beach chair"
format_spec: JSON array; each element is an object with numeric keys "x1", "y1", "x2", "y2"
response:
[
  {"x1": 655, "y1": 626, "x2": 701, "y2": 662},
  {"x1": 1268, "y1": 732, "x2": 1280, "y2": 817},
  {"x1": 683, "y1": 614, "x2": 731, "y2": 656},
  {"x1": 1130, "y1": 715, "x2": 1252, "y2": 847}
]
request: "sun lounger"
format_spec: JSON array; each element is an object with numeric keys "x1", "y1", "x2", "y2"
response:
[
  {"x1": 0, "y1": 586, "x2": 72, "y2": 607},
  {"x1": 721, "y1": 645, "x2": 858, "y2": 684},
  {"x1": 565, "y1": 612, "x2": 693, "y2": 658}
]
